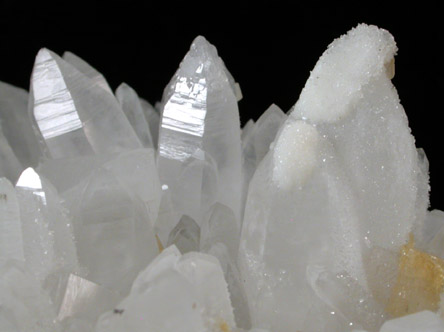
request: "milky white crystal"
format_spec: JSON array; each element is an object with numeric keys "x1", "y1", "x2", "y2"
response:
[
  {"x1": 239, "y1": 24, "x2": 428, "y2": 332},
  {"x1": 96, "y1": 245, "x2": 235, "y2": 332}
]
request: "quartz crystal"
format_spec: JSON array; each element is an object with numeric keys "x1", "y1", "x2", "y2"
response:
[
  {"x1": 157, "y1": 36, "x2": 242, "y2": 227},
  {"x1": 1, "y1": 23, "x2": 444, "y2": 332}
]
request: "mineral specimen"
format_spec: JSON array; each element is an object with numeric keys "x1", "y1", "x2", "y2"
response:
[{"x1": 0, "y1": 23, "x2": 443, "y2": 332}]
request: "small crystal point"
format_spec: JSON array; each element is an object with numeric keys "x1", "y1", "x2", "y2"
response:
[
  {"x1": 0, "y1": 128, "x2": 23, "y2": 184},
  {"x1": 167, "y1": 215, "x2": 200, "y2": 254},
  {"x1": 15, "y1": 167, "x2": 79, "y2": 283},
  {"x1": 116, "y1": 83, "x2": 154, "y2": 148},
  {"x1": 30, "y1": 48, "x2": 141, "y2": 159},
  {"x1": 139, "y1": 97, "x2": 160, "y2": 148},
  {"x1": 157, "y1": 36, "x2": 242, "y2": 225},
  {"x1": 380, "y1": 311, "x2": 444, "y2": 332},
  {"x1": 0, "y1": 81, "x2": 43, "y2": 169}
]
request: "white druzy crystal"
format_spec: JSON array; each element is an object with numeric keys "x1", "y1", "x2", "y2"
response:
[{"x1": 239, "y1": 24, "x2": 428, "y2": 332}]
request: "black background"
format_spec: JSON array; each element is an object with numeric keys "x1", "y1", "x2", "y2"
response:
[{"x1": 1, "y1": 2, "x2": 443, "y2": 209}]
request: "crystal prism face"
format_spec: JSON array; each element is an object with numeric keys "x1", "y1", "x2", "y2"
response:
[
  {"x1": 157, "y1": 36, "x2": 242, "y2": 225},
  {"x1": 30, "y1": 48, "x2": 141, "y2": 159},
  {"x1": 167, "y1": 215, "x2": 200, "y2": 254},
  {"x1": 116, "y1": 83, "x2": 154, "y2": 149},
  {"x1": 1, "y1": 24, "x2": 444, "y2": 332}
]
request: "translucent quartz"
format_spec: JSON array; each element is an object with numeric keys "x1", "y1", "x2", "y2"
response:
[
  {"x1": 0, "y1": 127, "x2": 22, "y2": 182},
  {"x1": 0, "y1": 178, "x2": 24, "y2": 264},
  {"x1": 0, "y1": 261, "x2": 59, "y2": 332},
  {"x1": 240, "y1": 105, "x2": 286, "y2": 218},
  {"x1": 15, "y1": 168, "x2": 78, "y2": 283},
  {"x1": 62, "y1": 51, "x2": 113, "y2": 95},
  {"x1": 57, "y1": 274, "x2": 121, "y2": 326},
  {"x1": 96, "y1": 246, "x2": 235, "y2": 332},
  {"x1": 64, "y1": 149, "x2": 160, "y2": 291},
  {"x1": 116, "y1": 83, "x2": 154, "y2": 148},
  {"x1": 167, "y1": 215, "x2": 200, "y2": 254},
  {"x1": 239, "y1": 24, "x2": 426, "y2": 332},
  {"x1": 30, "y1": 48, "x2": 141, "y2": 159},
  {"x1": 0, "y1": 81, "x2": 43, "y2": 169},
  {"x1": 139, "y1": 97, "x2": 160, "y2": 149},
  {"x1": 201, "y1": 202, "x2": 240, "y2": 262},
  {"x1": 205, "y1": 243, "x2": 251, "y2": 329},
  {"x1": 157, "y1": 36, "x2": 242, "y2": 225}
]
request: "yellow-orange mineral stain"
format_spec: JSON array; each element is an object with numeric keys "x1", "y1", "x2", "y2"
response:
[
  {"x1": 387, "y1": 234, "x2": 444, "y2": 317},
  {"x1": 218, "y1": 321, "x2": 231, "y2": 332},
  {"x1": 155, "y1": 234, "x2": 164, "y2": 253}
]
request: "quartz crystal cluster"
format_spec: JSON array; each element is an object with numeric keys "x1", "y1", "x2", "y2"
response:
[{"x1": 1, "y1": 24, "x2": 444, "y2": 332}]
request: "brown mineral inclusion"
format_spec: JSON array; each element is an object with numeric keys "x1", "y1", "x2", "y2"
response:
[{"x1": 387, "y1": 234, "x2": 444, "y2": 317}]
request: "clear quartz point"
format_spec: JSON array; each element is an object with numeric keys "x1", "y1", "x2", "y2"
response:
[
  {"x1": 167, "y1": 214, "x2": 200, "y2": 254},
  {"x1": 116, "y1": 83, "x2": 154, "y2": 148},
  {"x1": 0, "y1": 81, "x2": 43, "y2": 170},
  {"x1": 157, "y1": 36, "x2": 242, "y2": 225},
  {"x1": 62, "y1": 51, "x2": 113, "y2": 95},
  {"x1": 30, "y1": 48, "x2": 141, "y2": 159}
]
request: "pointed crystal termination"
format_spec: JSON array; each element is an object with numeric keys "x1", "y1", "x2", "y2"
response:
[
  {"x1": 166, "y1": 215, "x2": 200, "y2": 254},
  {"x1": 62, "y1": 51, "x2": 113, "y2": 94},
  {"x1": 116, "y1": 83, "x2": 154, "y2": 148},
  {"x1": 0, "y1": 127, "x2": 22, "y2": 183},
  {"x1": 0, "y1": 178, "x2": 24, "y2": 264},
  {"x1": 30, "y1": 48, "x2": 141, "y2": 159},
  {"x1": 239, "y1": 119, "x2": 363, "y2": 331},
  {"x1": 201, "y1": 202, "x2": 240, "y2": 261},
  {"x1": 15, "y1": 168, "x2": 79, "y2": 283},
  {"x1": 96, "y1": 246, "x2": 235, "y2": 332},
  {"x1": 64, "y1": 150, "x2": 159, "y2": 292},
  {"x1": 157, "y1": 36, "x2": 242, "y2": 225},
  {"x1": 239, "y1": 24, "x2": 414, "y2": 332},
  {"x1": 0, "y1": 81, "x2": 43, "y2": 169},
  {"x1": 291, "y1": 23, "x2": 428, "y2": 251},
  {"x1": 139, "y1": 97, "x2": 160, "y2": 148}
]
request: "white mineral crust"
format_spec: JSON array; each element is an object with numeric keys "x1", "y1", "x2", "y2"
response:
[
  {"x1": 157, "y1": 36, "x2": 242, "y2": 227},
  {"x1": 239, "y1": 24, "x2": 428, "y2": 332},
  {"x1": 96, "y1": 245, "x2": 235, "y2": 332}
]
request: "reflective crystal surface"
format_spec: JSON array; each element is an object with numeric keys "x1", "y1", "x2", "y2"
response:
[{"x1": 157, "y1": 36, "x2": 242, "y2": 225}]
